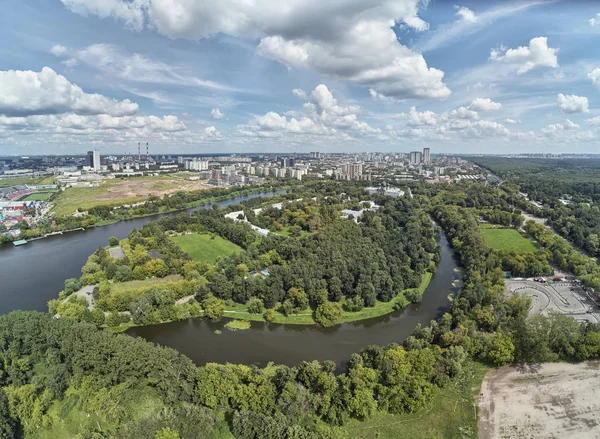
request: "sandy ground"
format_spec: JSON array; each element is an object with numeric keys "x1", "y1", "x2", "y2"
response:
[
  {"x1": 95, "y1": 179, "x2": 209, "y2": 201},
  {"x1": 478, "y1": 362, "x2": 600, "y2": 439}
]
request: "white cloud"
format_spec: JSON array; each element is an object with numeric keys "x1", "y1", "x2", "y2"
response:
[
  {"x1": 417, "y1": 1, "x2": 547, "y2": 53},
  {"x1": 445, "y1": 106, "x2": 479, "y2": 120},
  {"x1": 469, "y1": 98, "x2": 502, "y2": 111},
  {"x1": 0, "y1": 67, "x2": 138, "y2": 117},
  {"x1": 541, "y1": 119, "x2": 579, "y2": 134},
  {"x1": 62, "y1": 58, "x2": 78, "y2": 68},
  {"x1": 210, "y1": 108, "x2": 224, "y2": 119},
  {"x1": 588, "y1": 67, "x2": 600, "y2": 88},
  {"x1": 490, "y1": 37, "x2": 559, "y2": 75},
  {"x1": 504, "y1": 118, "x2": 518, "y2": 124},
  {"x1": 292, "y1": 89, "x2": 308, "y2": 100},
  {"x1": 557, "y1": 93, "x2": 589, "y2": 114},
  {"x1": 75, "y1": 44, "x2": 237, "y2": 91},
  {"x1": 590, "y1": 13, "x2": 600, "y2": 27},
  {"x1": 238, "y1": 84, "x2": 378, "y2": 141},
  {"x1": 50, "y1": 44, "x2": 67, "y2": 56},
  {"x1": 585, "y1": 116, "x2": 600, "y2": 126},
  {"x1": 60, "y1": 0, "x2": 451, "y2": 100},
  {"x1": 400, "y1": 107, "x2": 439, "y2": 126},
  {"x1": 454, "y1": 5, "x2": 478, "y2": 23},
  {"x1": 61, "y1": 0, "x2": 145, "y2": 31}
]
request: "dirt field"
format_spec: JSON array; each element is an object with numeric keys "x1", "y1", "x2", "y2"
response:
[
  {"x1": 94, "y1": 178, "x2": 209, "y2": 201},
  {"x1": 478, "y1": 362, "x2": 600, "y2": 439}
]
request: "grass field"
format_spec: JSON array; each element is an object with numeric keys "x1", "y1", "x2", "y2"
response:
[
  {"x1": 20, "y1": 192, "x2": 55, "y2": 201},
  {"x1": 171, "y1": 233, "x2": 242, "y2": 263},
  {"x1": 0, "y1": 175, "x2": 56, "y2": 187},
  {"x1": 344, "y1": 361, "x2": 489, "y2": 439},
  {"x1": 480, "y1": 227, "x2": 538, "y2": 253},
  {"x1": 110, "y1": 275, "x2": 184, "y2": 294}
]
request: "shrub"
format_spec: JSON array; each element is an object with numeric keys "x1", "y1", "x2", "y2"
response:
[
  {"x1": 343, "y1": 296, "x2": 364, "y2": 312},
  {"x1": 246, "y1": 297, "x2": 264, "y2": 314},
  {"x1": 315, "y1": 302, "x2": 341, "y2": 327},
  {"x1": 263, "y1": 309, "x2": 276, "y2": 322},
  {"x1": 109, "y1": 236, "x2": 119, "y2": 246}
]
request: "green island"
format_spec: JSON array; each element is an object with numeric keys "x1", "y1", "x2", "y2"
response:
[
  {"x1": 49, "y1": 182, "x2": 438, "y2": 330},
  {"x1": 4, "y1": 164, "x2": 600, "y2": 439}
]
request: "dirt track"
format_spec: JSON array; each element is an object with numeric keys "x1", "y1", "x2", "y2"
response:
[{"x1": 478, "y1": 363, "x2": 600, "y2": 439}]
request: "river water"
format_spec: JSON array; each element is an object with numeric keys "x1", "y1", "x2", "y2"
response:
[
  {"x1": 0, "y1": 191, "x2": 458, "y2": 371},
  {"x1": 0, "y1": 191, "x2": 285, "y2": 315},
  {"x1": 128, "y1": 232, "x2": 458, "y2": 371}
]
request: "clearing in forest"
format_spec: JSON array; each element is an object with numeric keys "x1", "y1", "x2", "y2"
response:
[
  {"x1": 171, "y1": 233, "x2": 242, "y2": 263},
  {"x1": 480, "y1": 227, "x2": 537, "y2": 253}
]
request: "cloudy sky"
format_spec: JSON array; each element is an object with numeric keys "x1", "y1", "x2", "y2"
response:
[{"x1": 1, "y1": 0, "x2": 600, "y2": 155}]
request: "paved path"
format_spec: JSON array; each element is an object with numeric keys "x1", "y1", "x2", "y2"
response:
[{"x1": 64, "y1": 284, "x2": 97, "y2": 310}]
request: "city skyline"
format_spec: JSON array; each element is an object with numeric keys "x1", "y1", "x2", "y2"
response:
[{"x1": 1, "y1": 1, "x2": 600, "y2": 154}]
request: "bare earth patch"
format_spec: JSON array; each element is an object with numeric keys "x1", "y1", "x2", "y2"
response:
[
  {"x1": 95, "y1": 179, "x2": 209, "y2": 201},
  {"x1": 478, "y1": 362, "x2": 600, "y2": 439}
]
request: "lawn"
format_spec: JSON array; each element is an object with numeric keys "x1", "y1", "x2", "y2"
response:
[
  {"x1": 171, "y1": 233, "x2": 242, "y2": 263},
  {"x1": 20, "y1": 192, "x2": 55, "y2": 201},
  {"x1": 480, "y1": 227, "x2": 538, "y2": 253},
  {"x1": 0, "y1": 175, "x2": 56, "y2": 187},
  {"x1": 344, "y1": 361, "x2": 489, "y2": 439}
]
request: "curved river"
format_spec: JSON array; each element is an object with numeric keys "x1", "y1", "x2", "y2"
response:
[{"x1": 0, "y1": 191, "x2": 459, "y2": 371}]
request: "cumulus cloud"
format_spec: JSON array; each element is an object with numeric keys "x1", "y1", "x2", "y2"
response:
[
  {"x1": 401, "y1": 107, "x2": 439, "y2": 126},
  {"x1": 238, "y1": 84, "x2": 378, "y2": 141},
  {"x1": 0, "y1": 67, "x2": 138, "y2": 117},
  {"x1": 490, "y1": 37, "x2": 559, "y2": 74},
  {"x1": 445, "y1": 106, "x2": 479, "y2": 120},
  {"x1": 62, "y1": 58, "x2": 78, "y2": 68},
  {"x1": 588, "y1": 67, "x2": 600, "y2": 89},
  {"x1": 590, "y1": 13, "x2": 600, "y2": 27},
  {"x1": 504, "y1": 118, "x2": 518, "y2": 124},
  {"x1": 210, "y1": 108, "x2": 224, "y2": 119},
  {"x1": 557, "y1": 93, "x2": 589, "y2": 114},
  {"x1": 541, "y1": 119, "x2": 579, "y2": 135},
  {"x1": 469, "y1": 98, "x2": 502, "y2": 111},
  {"x1": 50, "y1": 44, "x2": 67, "y2": 56},
  {"x1": 292, "y1": 89, "x2": 308, "y2": 100},
  {"x1": 454, "y1": 5, "x2": 477, "y2": 23},
  {"x1": 59, "y1": 0, "x2": 451, "y2": 100},
  {"x1": 585, "y1": 116, "x2": 600, "y2": 126}
]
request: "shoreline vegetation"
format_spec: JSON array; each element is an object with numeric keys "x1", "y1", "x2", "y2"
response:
[
  {"x1": 107, "y1": 270, "x2": 435, "y2": 333},
  {"x1": 1, "y1": 183, "x2": 289, "y2": 245},
  {"x1": 51, "y1": 183, "x2": 440, "y2": 331}
]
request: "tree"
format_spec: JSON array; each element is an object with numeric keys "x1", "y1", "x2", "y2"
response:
[
  {"x1": 487, "y1": 330, "x2": 515, "y2": 366},
  {"x1": 315, "y1": 302, "x2": 341, "y2": 327},
  {"x1": 154, "y1": 427, "x2": 181, "y2": 439},
  {"x1": 246, "y1": 297, "x2": 264, "y2": 314},
  {"x1": 0, "y1": 389, "x2": 16, "y2": 439},
  {"x1": 202, "y1": 295, "x2": 224, "y2": 320},
  {"x1": 263, "y1": 309, "x2": 276, "y2": 322},
  {"x1": 64, "y1": 278, "x2": 81, "y2": 295},
  {"x1": 109, "y1": 236, "x2": 120, "y2": 247}
]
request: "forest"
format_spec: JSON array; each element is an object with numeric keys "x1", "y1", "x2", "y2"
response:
[
  {"x1": 5, "y1": 181, "x2": 600, "y2": 438},
  {"x1": 50, "y1": 183, "x2": 437, "y2": 329},
  {"x1": 471, "y1": 157, "x2": 600, "y2": 258}
]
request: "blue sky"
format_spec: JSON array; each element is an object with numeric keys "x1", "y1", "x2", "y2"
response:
[{"x1": 1, "y1": 0, "x2": 599, "y2": 155}]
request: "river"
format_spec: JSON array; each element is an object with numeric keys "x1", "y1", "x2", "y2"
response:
[
  {"x1": 0, "y1": 191, "x2": 458, "y2": 372},
  {"x1": 128, "y1": 231, "x2": 458, "y2": 372},
  {"x1": 0, "y1": 191, "x2": 285, "y2": 315}
]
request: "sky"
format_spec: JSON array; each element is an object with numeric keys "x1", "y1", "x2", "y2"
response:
[{"x1": 1, "y1": 0, "x2": 600, "y2": 155}]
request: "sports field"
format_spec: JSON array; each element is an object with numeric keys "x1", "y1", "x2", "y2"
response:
[
  {"x1": 480, "y1": 227, "x2": 537, "y2": 253},
  {"x1": 21, "y1": 192, "x2": 55, "y2": 201},
  {"x1": 171, "y1": 233, "x2": 241, "y2": 263}
]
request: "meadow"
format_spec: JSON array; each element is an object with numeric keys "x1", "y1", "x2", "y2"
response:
[
  {"x1": 480, "y1": 226, "x2": 538, "y2": 253},
  {"x1": 171, "y1": 233, "x2": 242, "y2": 263}
]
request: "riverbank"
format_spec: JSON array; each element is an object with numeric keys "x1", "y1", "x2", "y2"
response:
[
  {"x1": 1, "y1": 185, "x2": 290, "y2": 248},
  {"x1": 108, "y1": 270, "x2": 434, "y2": 333}
]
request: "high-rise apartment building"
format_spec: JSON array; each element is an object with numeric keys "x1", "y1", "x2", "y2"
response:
[
  {"x1": 86, "y1": 150, "x2": 101, "y2": 171},
  {"x1": 409, "y1": 151, "x2": 422, "y2": 164},
  {"x1": 423, "y1": 148, "x2": 431, "y2": 164}
]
